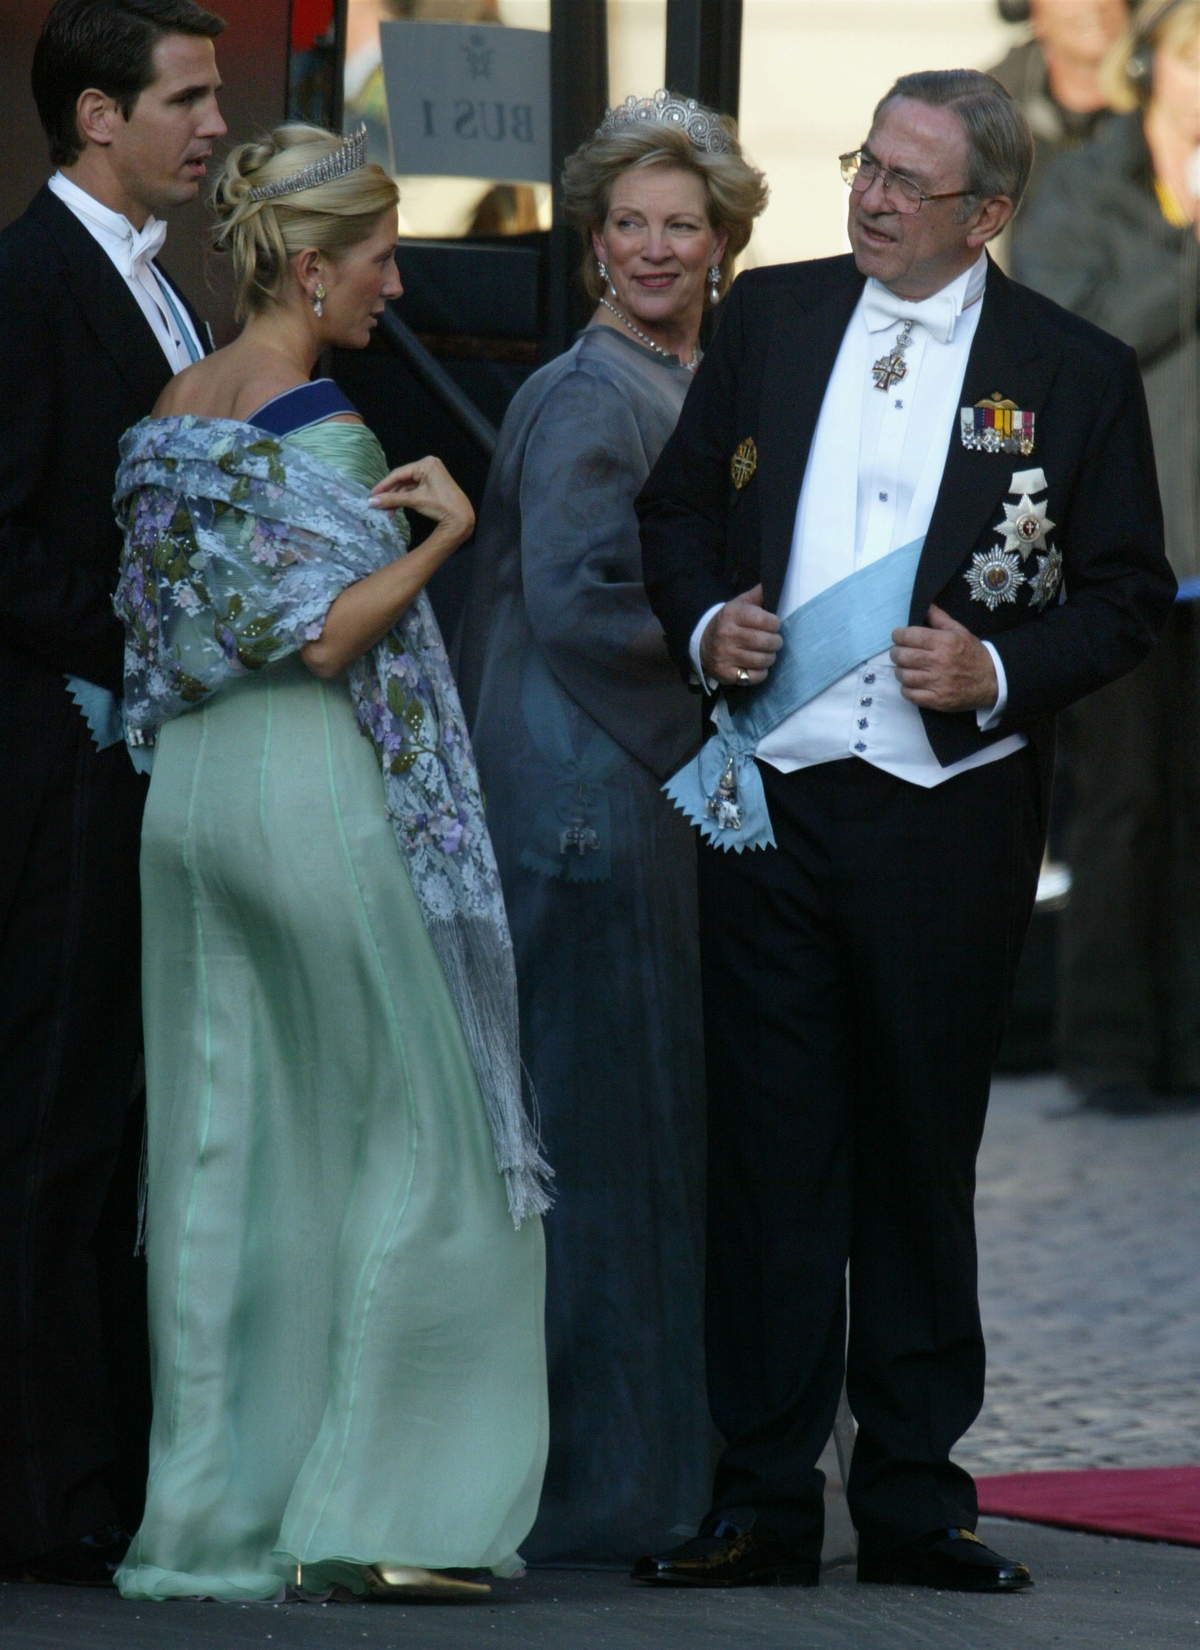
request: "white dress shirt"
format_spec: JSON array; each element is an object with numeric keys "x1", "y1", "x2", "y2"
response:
[
  {"x1": 690, "y1": 253, "x2": 1026, "y2": 788},
  {"x1": 51, "y1": 172, "x2": 203, "y2": 751},
  {"x1": 49, "y1": 171, "x2": 203, "y2": 374}
]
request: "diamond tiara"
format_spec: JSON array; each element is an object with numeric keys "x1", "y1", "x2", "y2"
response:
[
  {"x1": 247, "y1": 126, "x2": 369, "y2": 204},
  {"x1": 598, "y1": 90, "x2": 732, "y2": 156}
]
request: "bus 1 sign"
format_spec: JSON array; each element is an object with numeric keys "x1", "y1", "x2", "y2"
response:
[{"x1": 381, "y1": 21, "x2": 550, "y2": 185}]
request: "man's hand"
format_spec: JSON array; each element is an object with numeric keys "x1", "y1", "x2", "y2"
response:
[
  {"x1": 890, "y1": 604, "x2": 998, "y2": 712},
  {"x1": 700, "y1": 584, "x2": 782, "y2": 685}
]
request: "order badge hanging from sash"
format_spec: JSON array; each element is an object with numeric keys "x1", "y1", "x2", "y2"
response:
[{"x1": 664, "y1": 535, "x2": 927, "y2": 851}]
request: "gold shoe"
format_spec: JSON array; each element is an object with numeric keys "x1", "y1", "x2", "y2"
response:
[{"x1": 364, "y1": 1564, "x2": 491, "y2": 1600}]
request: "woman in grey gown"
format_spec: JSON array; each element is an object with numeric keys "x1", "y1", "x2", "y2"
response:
[{"x1": 456, "y1": 92, "x2": 766, "y2": 1562}]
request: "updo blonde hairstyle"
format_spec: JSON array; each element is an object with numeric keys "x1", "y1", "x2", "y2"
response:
[
  {"x1": 561, "y1": 99, "x2": 767, "y2": 303},
  {"x1": 213, "y1": 125, "x2": 399, "y2": 320},
  {"x1": 1098, "y1": 0, "x2": 1200, "y2": 113}
]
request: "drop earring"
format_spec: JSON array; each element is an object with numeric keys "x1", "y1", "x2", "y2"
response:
[
  {"x1": 597, "y1": 259, "x2": 613, "y2": 293},
  {"x1": 312, "y1": 282, "x2": 326, "y2": 318},
  {"x1": 708, "y1": 265, "x2": 721, "y2": 305}
]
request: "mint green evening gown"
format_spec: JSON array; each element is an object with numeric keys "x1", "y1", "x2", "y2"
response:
[{"x1": 116, "y1": 422, "x2": 547, "y2": 1602}]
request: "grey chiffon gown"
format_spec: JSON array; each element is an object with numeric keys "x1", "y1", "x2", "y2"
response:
[
  {"x1": 456, "y1": 324, "x2": 709, "y2": 1562},
  {"x1": 117, "y1": 395, "x2": 547, "y2": 1601}
]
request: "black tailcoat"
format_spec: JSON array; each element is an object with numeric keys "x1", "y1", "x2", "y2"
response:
[
  {"x1": 635, "y1": 256, "x2": 1174, "y2": 1559},
  {"x1": 640, "y1": 254, "x2": 1174, "y2": 800},
  {"x1": 0, "y1": 185, "x2": 206, "y2": 1561}
]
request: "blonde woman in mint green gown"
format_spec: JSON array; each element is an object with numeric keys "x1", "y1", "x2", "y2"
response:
[{"x1": 111, "y1": 126, "x2": 548, "y2": 1604}]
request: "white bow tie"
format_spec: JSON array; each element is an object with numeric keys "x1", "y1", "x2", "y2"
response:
[
  {"x1": 861, "y1": 281, "x2": 959, "y2": 346},
  {"x1": 114, "y1": 216, "x2": 168, "y2": 281}
]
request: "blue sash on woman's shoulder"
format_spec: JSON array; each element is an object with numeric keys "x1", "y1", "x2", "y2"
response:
[{"x1": 664, "y1": 535, "x2": 925, "y2": 852}]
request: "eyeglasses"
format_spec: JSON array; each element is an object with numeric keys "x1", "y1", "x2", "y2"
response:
[{"x1": 839, "y1": 150, "x2": 973, "y2": 215}]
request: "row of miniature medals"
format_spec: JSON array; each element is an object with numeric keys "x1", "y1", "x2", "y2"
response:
[{"x1": 874, "y1": 320, "x2": 1061, "y2": 615}]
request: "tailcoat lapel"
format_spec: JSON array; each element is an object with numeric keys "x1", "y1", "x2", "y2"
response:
[
  {"x1": 757, "y1": 263, "x2": 865, "y2": 612},
  {"x1": 28, "y1": 185, "x2": 175, "y2": 410},
  {"x1": 910, "y1": 259, "x2": 1063, "y2": 622}
]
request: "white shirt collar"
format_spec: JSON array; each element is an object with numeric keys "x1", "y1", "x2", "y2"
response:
[
  {"x1": 48, "y1": 171, "x2": 167, "y2": 278},
  {"x1": 860, "y1": 252, "x2": 988, "y2": 346}
]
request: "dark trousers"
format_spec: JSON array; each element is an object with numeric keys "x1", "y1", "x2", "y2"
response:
[
  {"x1": 697, "y1": 752, "x2": 1042, "y2": 1559},
  {"x1": 1058, "y1": 604, "x2": 1200, "y2": 1094},
  {"x1": 0, "y1": 657, "x2": 149, "y2": 1563}
]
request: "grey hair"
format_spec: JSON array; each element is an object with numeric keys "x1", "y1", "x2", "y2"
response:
[{"x1": 873, "y1": 69, "x2": 1034, "y2": 219}]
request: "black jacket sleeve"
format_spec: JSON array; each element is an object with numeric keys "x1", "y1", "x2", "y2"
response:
[
  {"x1": 991, "y1": 343, "x2": 1174, "y2": 729},
  {"x1": 0, "y1": 245, "x2": 127, "y2": 688},
  {"x1": 638, "y1": 276, "x2": 749, "y2": 675}
]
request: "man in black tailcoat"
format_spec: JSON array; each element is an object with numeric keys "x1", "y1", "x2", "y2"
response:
[
  {"x1": 635, "y1": 70, "x2": 1173, "y2": 1593},
  {"x1": 0, "y1": 0, "x2": 224, "y2": 1586}
]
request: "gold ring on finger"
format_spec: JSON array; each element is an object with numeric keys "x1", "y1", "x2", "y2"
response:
[{"x1": 736, "y1": 668, "x2": 750, "y2": 684}]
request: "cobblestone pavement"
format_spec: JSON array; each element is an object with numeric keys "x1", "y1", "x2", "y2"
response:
[{"x1": 957, "y1": 1075, "x2": 1200, "y2": 1476}]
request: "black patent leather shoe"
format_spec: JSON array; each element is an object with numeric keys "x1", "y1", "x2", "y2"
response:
[
  {"x1": 633, "y1": 1520, "x2": 819, "y2": 1588},
  {"x1": 857, "y1": 1528, "x2": 1032, "y2": 1592},
  {"x1": 23, "y1": 1526, "x2": 130, "y2": 1588}
]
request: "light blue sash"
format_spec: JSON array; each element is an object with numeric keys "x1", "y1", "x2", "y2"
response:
[
  {"x1": 63, "y1": 676, "x2": 152, "y2": 773},
  {"x1": 65, "y1": 676, "x2": 123, "y2": 750},
  {"x1": 151, "y1": 269, "x2": 203, "y2": 363},
  {"x1": 664, "y1": 534, "x2": 925, "y2": 851}
]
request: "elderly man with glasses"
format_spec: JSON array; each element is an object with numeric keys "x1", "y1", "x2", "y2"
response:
[{"x1": 635, "y1": 69, "x2": 1172, "y2": 1594}]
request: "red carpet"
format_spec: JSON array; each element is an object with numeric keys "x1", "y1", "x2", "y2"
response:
[{"x1": 977, "y1": 1467, "x2": 1200, "y2": 1547}]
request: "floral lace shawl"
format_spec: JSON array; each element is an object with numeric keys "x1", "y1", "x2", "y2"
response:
[{"x1": 114, "y1": 415, "x2": 550, "y2": 1223}]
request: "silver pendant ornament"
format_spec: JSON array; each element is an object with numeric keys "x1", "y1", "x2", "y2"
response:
[
  {"x1": 872, "y1": 320, "x2": 915, "y2": 392},
  {"x1": 706, "y1": 756, "x2": 743, "y2": 832},
  {"x1": 558, "y1": 780, "x2": 602, "y2": 858},
  {"x1": 559, "y1": 818, "x2": 601, "y2": 856}
]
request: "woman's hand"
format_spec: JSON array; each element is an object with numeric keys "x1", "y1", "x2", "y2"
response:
[
  {"x1": 370, "y1": 456, "x2": 474, "y2": 548},
  {"x1": 302, "y1": 458, "x2": 474, "y2": 679}
]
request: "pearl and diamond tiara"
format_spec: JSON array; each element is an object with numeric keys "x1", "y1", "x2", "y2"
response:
[
  {"x1": 247, "y1": 125, "x2": 369, "y2": 203},
  {"x1": 597, "y1": 89, "x2": 732, "y2": 155}
]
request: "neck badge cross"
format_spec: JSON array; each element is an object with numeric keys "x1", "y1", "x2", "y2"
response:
[{"x1": 872, "y1": 319, "x2": 915, "y2": 392}]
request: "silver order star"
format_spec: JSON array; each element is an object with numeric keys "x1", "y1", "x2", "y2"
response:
[
  {"x1": 1029, "y1": 547, "x2": 1064, "y2": 610},
  {"x1": 998, "y1": 492, "x2": 1055, "y2": 560},
  {"x1": 966, "y1": 547, "x2": 1026, "y2": 611}
]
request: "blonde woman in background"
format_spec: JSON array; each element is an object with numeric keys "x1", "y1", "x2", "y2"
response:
[
  {"x1": 1015, "y1": 0, "x2": 1200, "y2": 1115},
  {"x1": 112, "y1": 125, "x2": 548, "y2": 1604},
  {"x1": 456, "y1": 94, "x2": 766, "y2": 1563}
]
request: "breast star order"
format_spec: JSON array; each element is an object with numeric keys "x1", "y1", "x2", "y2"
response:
[{"x1": 999, "y1": 493, "x2": 1055, "y2": 560}]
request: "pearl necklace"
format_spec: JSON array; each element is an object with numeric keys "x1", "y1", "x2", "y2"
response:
[{"x1": 598, "y1": 295, "x2": 700, "y2": 373}]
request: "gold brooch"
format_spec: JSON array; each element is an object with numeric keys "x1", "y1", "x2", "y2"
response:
[{"x1": 730, "y1": 437, "x2": 757, "y2": 490}]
